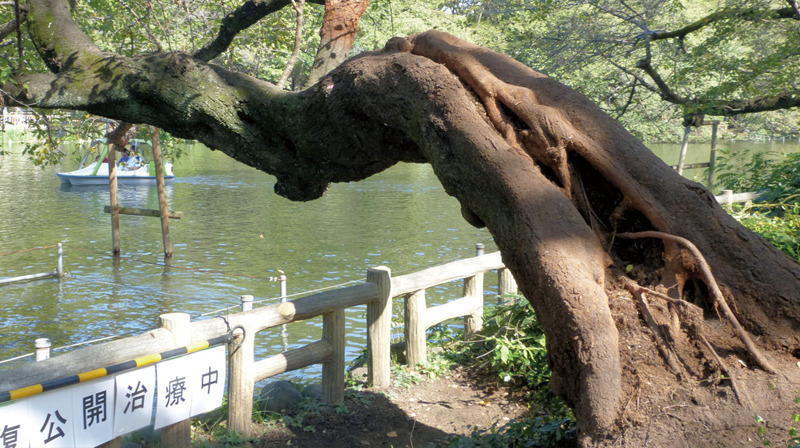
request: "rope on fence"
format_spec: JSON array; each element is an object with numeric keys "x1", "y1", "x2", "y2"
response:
[
  {"x1": 0, "y1": 333, "x2": 232, "y2": 404},
  {"x1": 0, "y1": 244, "x2": 59, "y2": 258},
  {"x1": 63, "y1": 244, "x2": 285, "y2": 281}
]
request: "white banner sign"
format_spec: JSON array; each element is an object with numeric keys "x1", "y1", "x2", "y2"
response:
[
  {"x1": 71, "y1": 377, "x2": 115, "y2": 447},
  {"x1": 190, "y1": 345, "x2": 226, "y2": 417},
  {"x1": 0, "y1": 399, "x2": 31, "y2": 448},
  {"x1": 154, "y1": 347, "x2": 227, "y2": 429},
  {"x1": 113, "y1": 365, "x2": 156, "y2": 437},
  {"x1": 28, "y1": 387, "x2": 74, "y2": 448},
  {"x1": 1, "y1": 345, "x2": 228, "y2": 445}
]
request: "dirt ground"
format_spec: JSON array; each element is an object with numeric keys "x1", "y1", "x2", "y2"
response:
[{"x1": 250, "y1": 365, "x2": 528, "y2": 448}]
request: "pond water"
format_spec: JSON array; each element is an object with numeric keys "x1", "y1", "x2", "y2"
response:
[
  {"x1": 0, "y1": 138, "x2": 497, "y2": 382},
  {"x1": 1, "y1": 135, "x2": 797, "y2": 384}
]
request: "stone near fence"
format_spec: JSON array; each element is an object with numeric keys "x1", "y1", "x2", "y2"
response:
[
  {"x1": 302, "y1": 383, "x2": 323, "y2": 401},
  {"x1": 258, "y1": 380, "x2": 303, "y2": 413}
]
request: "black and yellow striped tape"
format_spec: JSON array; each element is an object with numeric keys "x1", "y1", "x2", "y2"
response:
[{"x1": 0, "y1": 333, "x2": 231, "y2": 404}]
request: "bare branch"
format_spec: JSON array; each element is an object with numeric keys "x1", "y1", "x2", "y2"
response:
[
  {"x1": 193, "y1": 0, "x2": 324, "y2": 63},
  {"x1": 276, "y1": 0, "x2": 305, "y2": 90}
]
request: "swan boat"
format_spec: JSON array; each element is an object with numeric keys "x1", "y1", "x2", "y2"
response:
[{"x1": 57, "y1": 139, "x2": 175, "y2": 186}]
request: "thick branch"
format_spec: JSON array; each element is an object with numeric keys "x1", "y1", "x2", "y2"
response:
[
  {"x1": 193, "y1": 0, "x2": 323, "y2": 63},
  {"x1": 27, "y1": 0, "x2": 103, "y2": 72},
  {"x1": 702, "y1": 90, "x2": 800, "y2": 116}
]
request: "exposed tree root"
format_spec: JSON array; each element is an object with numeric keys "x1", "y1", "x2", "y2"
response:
[
  {"x1": 622, "y1": 278, "x2": 684, "y2": 377},
  {"x1": 699, "y1": 335, "x2": 753, "y2": 409},
  {"x1": 618, "y1": 231, "x2": 776, "y2": 374}
]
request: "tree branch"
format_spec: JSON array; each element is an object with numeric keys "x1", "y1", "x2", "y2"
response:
[
  {"x1": 703, "y1": 90, "x2": 800, "y2": 116},
  {"x1": 634, "y1": 35, "x2": 688, "y2": 105},
  {"x1": 276, "y1": 0, "x2": 305, "y2": 90},
  {"x1": 650, "y1": 6, "x2": 798, "y2": 41},
  {"x1": 193, "y1": 0, "x2": 323, "y2": 63}
]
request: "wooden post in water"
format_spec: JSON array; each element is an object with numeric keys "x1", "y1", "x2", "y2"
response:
[
  {"x1": 708, "y1": 121, "x2": 719, "y2": 189},
  {"x1": 151, "y1": 127, "x2": 172, "y2": 258},
  {"x1": 56, "y1": 243, "x2": 63, "y2": 278},
  {"x1": 366, "y1": 267, "x2": 392, "y2": 388},
  {"x1": 676, "y1": 125, "x2": 691, "y2": 175},
  {"x1": 159, "y1": 313, "x2": 191, "y2": 448},
  {"x1": 107, "y1": 142, "x2": 121, "y2": 256},
  {"x1": 228, "y1": 325, "x2": 255, "y2": 437},
  {"x1": 322, "y1": 309, "x2": 345, "y2": 403},
  {"x1": 405, "y1": 289, "x2": 427, "y2": 368}
]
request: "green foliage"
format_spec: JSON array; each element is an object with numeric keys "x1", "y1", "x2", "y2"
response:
[
  {"x1": 756, "y1": 396, "x2": 800, "y2": 448},
  {"x1": 716, "y1": 149, "x2": 800, "y2": 261},
  {"x1": 466, "y1": 296, "x2": 550, "y2": 389},
  {"x1": 447, "y1": 415, "x2": 576, "y2": 448},
  {"x1": 715, "y1": 149, "x2": 800, "y2": 201},
  {"x1": 737, "y1": 210, "x2": 800, "y2": 262}
]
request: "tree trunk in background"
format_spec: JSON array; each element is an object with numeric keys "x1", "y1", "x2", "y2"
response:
[{"x1": 305, "y1": 0, "x2": 369, "y2": 87}]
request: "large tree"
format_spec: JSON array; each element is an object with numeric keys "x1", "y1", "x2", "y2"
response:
[{"x1": 3, "y1": 1, "x2": 800, "y2": 446}]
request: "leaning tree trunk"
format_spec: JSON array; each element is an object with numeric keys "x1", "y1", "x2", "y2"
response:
[{"x1": 13, "y1": 2, "x2": 800, "y2": 444}]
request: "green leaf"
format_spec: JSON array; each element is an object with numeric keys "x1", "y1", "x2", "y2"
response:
[{"x1": 499, "y1": 345, "x2": 510, "y2": 364}]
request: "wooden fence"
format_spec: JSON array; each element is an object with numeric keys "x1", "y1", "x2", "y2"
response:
[{"x1": 0, "y1": 247, "x2": 516, "y2": 447}]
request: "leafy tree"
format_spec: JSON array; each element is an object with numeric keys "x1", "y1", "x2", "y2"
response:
[
  {"x1": 3, "y1": 1, "x2": 800, "y2": 446},
  {"x1": 455, "y1": 0, "x2": 800, "y2": 140}
]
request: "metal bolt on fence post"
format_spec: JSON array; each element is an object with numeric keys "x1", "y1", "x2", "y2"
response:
[
  {"x1": 35, "y1": 338, "x2": 51, "y2": 361},
  {"x1": 241, "y1": 295, "x2": 254, "y2": 312}
]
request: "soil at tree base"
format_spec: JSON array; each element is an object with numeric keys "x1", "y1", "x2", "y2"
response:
[{"x1": 251, "y1": 365, "x2": 528, "y2": 448}]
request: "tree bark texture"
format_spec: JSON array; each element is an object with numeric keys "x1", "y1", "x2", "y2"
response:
[{"x1": 11, "y1": 1, "x2": 800, "y2": 444}]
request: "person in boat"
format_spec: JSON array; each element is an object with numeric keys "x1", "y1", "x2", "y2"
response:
[{"x1": 118, "y1": 148, "x2": 131, "y2": 166}]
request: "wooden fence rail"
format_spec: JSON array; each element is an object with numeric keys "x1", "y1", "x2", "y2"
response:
[{"x1": 0, "y1": 247, "x2": 517, "y2": 447}]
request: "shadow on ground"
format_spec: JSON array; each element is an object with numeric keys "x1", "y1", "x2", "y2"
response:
[{"x1": 253, "y1": 389, "x2": 455, "y2": 448}]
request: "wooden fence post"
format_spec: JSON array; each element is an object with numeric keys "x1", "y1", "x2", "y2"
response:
[
  {"x1": 464, "y1": 244, "x2": 485, "y2": 336},
  {"x1": 34, "y1": 338, "x2": 51, "y2": 362},
  {"x1": 498, "y1": 268, "x2": 518, "y2": 304},
  {"x1": 56, "y1": 243, "x2": 64, "y2": 278},
  {"x1": 159, "y1": 313, "x2": 191, "y2": 448},
  {"x1": 366, "y1": 266, "x2": 392, "y2": 388},
  {"x1": 708, "y1": 122, "x2": 719, "y2": 189},
  {"x1": 677, "y1": 125, "x2": 691, "y2": 175},
  {"x1": 228, "y1": 325, "x2": 255, "y2": 436},
  {"x1": 404, "y1": 289, "x2": 427, "y2": 368},
  {"x1": 240, "y1": 294, "x2": 254, "y2": 311},
  {"x1": 464, "y1": 274, "x2": 484, "y2": 336},
  {"x1": 322, "y1": 309, "x2": 345, "y2": 403}
]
